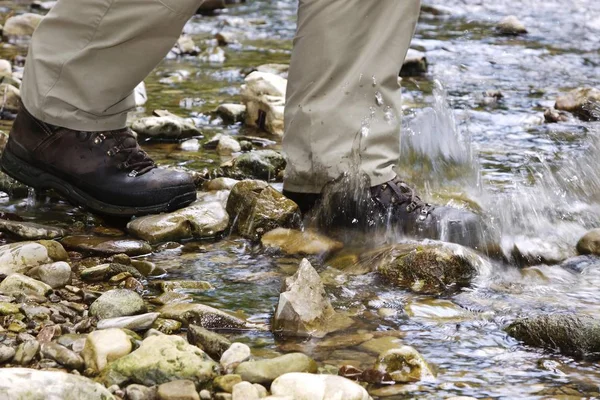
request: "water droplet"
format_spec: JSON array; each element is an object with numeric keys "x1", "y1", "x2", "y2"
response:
[
  {"x1": 375, "y1": 91, "x2": 384, "y2": 106},
  {"x1": 372, "y1": 76, "x2": 377, "y2": 87}
]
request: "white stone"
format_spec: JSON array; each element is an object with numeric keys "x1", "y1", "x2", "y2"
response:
[
  {"x1": 0, "y1": 84, "x2": 21, "y2": 112},
  {"x1": 204, "y1": 178, "x2": 239, "y2": 191},
  {"x1": 217, "y1": 136, "x2": 242, "y2": 156},
  {"x1": 30, "y1": 261, "x2": 71, "y2": 289},
  {"x1": 220, "y1": 343, "x2": 251, "y2": 373},
  {"x1": 0, "y1": 242, "x2": 53, "y2": 276},
  {"x1": 3, "y1": 13, "x2": 43, "y2": 37},
  {"x1": 82, "y1": 329, "x2": 133, "y2": 373},
  {"x1": 271, "y1": 373, "x2": 371, "y2": 400},
  {"x1": 232, "y1": 382, "x2": 260, "y2": 400},
  {"x1": 0, "y1": 60, "x2": 12, "y2": 76},
  {"x1": 241, "y1": 72, "x2": 287, "y2": 136},
  {"x1": 134, "y1": 82, "x2": 147, "y2": 106}
]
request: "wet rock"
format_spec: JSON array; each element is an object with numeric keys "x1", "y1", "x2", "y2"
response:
[
  {"x1": 370, "y1": 242, "x2": 487, "y2": 295},
  {"x1": 255, "y1": 63, "x2": 289, "y2": 78},
  {"x1": 576, "y1": 229, "x2": 600, "y2": 256},
  {"x1": 555, "y1": 87, "x2": 600, "y2": 121},
  {"x1": 152, "y1": 291, "x2": 192, "y2": 306},
  {"x1": 61, "y1": 235, "x2": 152, "y2": 256},
  {"x1": 89, "y1": 289, "x2": 146, "y2": 319},
  {"x1": 0, "y1": 84, "x2": 20, "y2": 112},
  {"x1": 0, "y1": 240, "x2": 67, "y2": 276},
  {"x1": 100, "y1": 335, "x2": 218, "y2": 387},
  {"x1": 158, "y1": 380, "x2": 200, "y2": 400},
  {"x1": 261, "y1": 228, "x2": 343, "y2": 256},
  {"x1": 217, "y1": 135, "x2": 242, "y2": 156},
  {"x1": 370, "y1": 346, "x2": 435, "y2": 383},
  {"x1": 0, "y1": 344, "x2": 16, "y2": 363},
  {"x1": 214, "y1": 374, "x2": 242, "y2": 393},
  {"x1": 215, "y1": 31, "x2": 240, "y2": 46},
  {"x1": 235, "y1": 353, "x2": 318, "y2": 384},
  {"x1": 0, "y1": 301, "x2": 20, "y2": 315},
  {"x1": 176, "y1": 35, "x2": 199, "y2": 56},
  {"x1": 80, "y1": 262, "x2": 144, "y2": 282},
  {"x1": 82, "y1": 328, "x2": 133, "y2": 373},
  {"x1": 0, "y1": 368, "x2": 116, "y2": 400},
  {"x1": 159, "y1": 303, "x2": 256, "y2": 330},
  {"x1": 199, "y1": 46, "x2": 226, "y2": 63},
  {"x1": 506, "y1": 314, "x2": 600, "y2": 360},
  {"x1": 400, "y1": 49, "x2": 428, "y2": 77},
  {"x1": 232, "y1": 382, "x2": 260, "y2": 400},
  {"x1": 559, "y1": 255, "x2": 600, "y2": 273},
  {"x1": 126, "y1": 384, "x2": 158, "y2": 400},
  {"x1": 270, "y1": 373, "x2": 370, "y2": 400},
  {"x1": 187, "y1": 324, "x2": 232, "y2": 360},
  {"x1": 204, "y1": 177, "x2": 239, "y2": 191},
  {"x1": 273, "y1": 259, "x2": 353, "y2": 338},
  {"x1": 152, "y1": 318, "x2": 182, "y2": 334},
  {"x1": 154, "y1": 280, "x2": 214, "y2": 292},
  {"x1": 241, "y1": 72, "x2": 286, "y2": 136},
  {"x1": 40, "y1": 342, "x2": 84, "y2": 370},
  {"x1": 226, "y1": 180, "x2": 300, "y2": 240},
  {"x1": 13, "y1": 340, "x2": 40, "y2": 365},
  {"x1": 219, "y1": 150, "x2": 286, "y2": 181},
  {"x1": 0, "y1": 60, "x2": 12, "y2": 76},
  {"x1": 510, "y1": 236, "x2": 573, "y2": 266},
  {"x1": 0, "y1": 274, "x2": 52, "y2": 296},
  {"x1": 97, "y1": 313, "x2": 160, "y2": 331},
  {"x1": 359, "y1": 337, "x2": 404, "y2": 355},
  {"x1": 221, "y1": 343, "x2": 251, "y2": 373},
  {"x1": 127, "y1": 200, "x2": 229, "y2": 243},
  {"x1": 217, "y1": 104, "x2": 246, "y2": 123},
  {"x1": 0, "y1": 170, "x2": 30, "y2": 198},
  {"x1": 27, "y1": 261, "x2": 72, "y2": 289},
  {"x1": 3, "y1": 13, "x2": 44, "y2": 37},
  {"x1": 0, "y1": 219, "x2": 65, "y2": 240},
  {"x1": 131, "y1": 116, "x2": 202, "y2": 140},
  {"x1": 496, "y1": 16, "x2": 528, "y2": 35},
  {"x1": 544, "y1": 108, "x2": 570, "y2": 123}
]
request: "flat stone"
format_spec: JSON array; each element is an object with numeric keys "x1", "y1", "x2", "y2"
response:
[
  {"x1": 0, "y1": 368, "x2": 116, "y2": 400},
  {"x1": 158, "y1": 380, "x2": 200, "y2": 400},
  {"x1": 80, "y1": 263, "x2": 144, "y2": 282},
  {"x1": 131, "y1": 116, "x2": 202, "y2": 140},
  {"x1": 217, "y1": 104, "x2": 246, "y2": 123},
  {"x1": 89, "y1": 289, "x2": 146, "y2": 319},
  {"x1": 159, "y1": 303, "x2": 257, "y2": 330},
  {"x1": 61, "y1": 235, "x2": 152, "y2": 256},
  {"x1": 97, "y1": 313, "x2": 160, "y2": 331},
  {"x1": 261, "y1": 228, "x2": 343, "y2": 256},
  {"x1": 154, "y1": 280, "x2": 214, "y2": 292},
  {"x1": 82, "y1": 328, "x2": 133, "y2": 373},
  {"x1": 0, "y1": 219, "x2": 65, "y2": 240},
  {"x1": 234, "y1": 353, "x2": 317, "y2": 384},
  {"x1": 40, "y1": 342, "x2": 84, "y2": 370},
  {"x1": 270, "y1": 373, "x2": 370, "y2": 400},
  {"x1": 400, "y1": 49, "x2": 428, "y2": 77},
  {"x1": 127, "y1": 201, "x2": 229, "y2": 243},
  {"x1": 0, "y1": 273, "x2": 52, "y2": 296}
]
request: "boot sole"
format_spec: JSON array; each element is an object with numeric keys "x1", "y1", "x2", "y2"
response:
[{"x1": 1, "y1": 148, "x2": 196, "y2": 217}]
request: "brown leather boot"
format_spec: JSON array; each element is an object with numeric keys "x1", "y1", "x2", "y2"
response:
[{"x1": 1, "y1": 106, "x2": 196, "y2": 217}]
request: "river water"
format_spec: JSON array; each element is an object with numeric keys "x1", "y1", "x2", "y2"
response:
[{"x1": 1, "y1": 0, "x2": 600, "y2": 398}]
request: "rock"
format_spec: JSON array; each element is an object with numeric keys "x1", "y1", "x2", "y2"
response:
[
  {"x1": 241, "y1": 72, "x2": 286, "y2": 136},
  {"x1": 135, "y1": 82, "x2": 148, "y2": 106},
  {"x1": 40, "y1": 342, "x2": 84, "y2": 370},
  {"x1": 577, "y1": 229, "x2": 600, "y2": 255},
  {"x1": 496, "y1": 16, "x2": 528, "y2": 35},
  {"x1": 261, "y1": 228, "x2": 343, "y2": 255},
  {"x1": 199, "y1": 47, "x2": 226, "y2": 63},
  {"x1": 3, "y1": 13, "x2": 44, "y2": 37},
  {"x1": 127, "y1": 200, "x2": 229, "y2": 243},
  {"x1": 126, "y1": 384, "x2": 158, "y2": 400},
  {"x1": 273, "y1": 259, "x2": 353, "y2": 337},
  {"x1": 505, "y1": 314, "x2": 600, "y2": 360},
  {"x1": 13, "y1": 340, "x2": 40, "y2": 365},
  {"x1": 220, "y1": 343, "x2": 251, "y2": 372},
  {"x1": 37, "y1": 325, "x2": 62, "y2": 343},
  {"x1": 131, "y1": 116, "x2": 202, "y2": 140},
  {"x1": 256, "y1": 64, "x2": 289, "y2": 78},
  {"x1": 217, "y1": 136, "x2": 242, "y2": 156},
  {"x1": 100, "y1": 335, "x2": 218, "y2": 387},
  {"x1": 187, "y1": 325, "x2": 232, "y2": 360},
  {"x1": 199, "y1": 390, "x2": 211, "y2": 400},
  {"x1": 0, "y1": 345, "x2": 16, "y2": 363},
  {"x1": 214, "y1": 375, "x2": 242, "y2": 393},
  {"x1": 0, "y1": 240, "x2": 67, "y2": 276},
  {"x1": 176, "y1": 35, "x2": 199, "y2": 55},
  {"x1": 226, "y1": 180, "x2": 300, "y2": 240},
  {"x1": 0, "y1": 219, "x2": 65, "y2": 240},
  {"x1": 544, "y1": 108, "x2": 570, "y2": 123},
  {"x1": 204, "y1": 178, "x2": 239, "y2": 191},
  {"x1": 217, "y1": 104, "x2": 246, "y2": 123},
  {"x1": 180, "y1": 139, "x2": 201, "y2": 151},
  {"x1": 27, "y1": 261, "x2": 72, "y2": 289},
  {"x1": 0, "y1": 84, "x2": 20, "y2": 112},
  {"x1": 359, "y1": 337, "x2": 404, "y2": 355},
  {"x1": 555, "y1": 87, "x2": 600, "y2": 121},
  {"x1": 232, "y1": 382, "x2": 260, "y2": 400},
  {"x1": 0, "y1": 60, "x2": 12, "y2": 76},
  {"x1": 153, "y1": 280, "x2": 214, "y2": 292},
  {"x1": 370, "y1": 346, "x2": 435, "y2": 383},
  {"x1": 510, "y1": 236, "x2": 573, "y2": 266},
  {"x1": 97, "y1": 313, "x2": 160, "y2": 331},
  {"x1": 159, "y1": 303, "x2": 256, "y2": 330},
  {"x1": 82, "y1": 328, "x2": 133, "y2": 373},
  {"x1": 270, "y1": 373, "x2": 370, "y2": 400},
  {"x1": 0, "y1": 368, "x2": 116, "y2": 400},
  {"x1": 157, "y1": 380, "x2": 200, "y2": 400},
  {"x1": 80, "y1": 262, "x2": 144, "y2": 282},
  {"x1": 152, "y1": 318, "x2": 182, "y2": 334},
  {"x1": 0, "y1": 274, "x2": 52, "y2": 296},
  {"x1": 220, "y1": 150, "x2": 286, "y2": 181},
  {"x1": 400, "y1": 49, "x2": 428, "y2": 77},
  {"x1": 234, "y1": 353, "x2": 318, "y2": 384},
  {"x1": 370, "y1": 242, "x2": 487, "y2": 295},
  {"x1": 89, "y1": 289, "x2": 146, "y2": 319},
  {"x1": 0, "y1": 301, "x2": 21, "y2": 315},
  {"x1": 61, "y1": 235, "x2": 152, "y2": 256},
  {"x1": 215, "y1": 31, "x2": 239, "y2": 46}
]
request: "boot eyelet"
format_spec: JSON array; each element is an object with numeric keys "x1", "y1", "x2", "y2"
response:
[{"x1": 128, "y1": 170, "x2": 139, "y2": 177}]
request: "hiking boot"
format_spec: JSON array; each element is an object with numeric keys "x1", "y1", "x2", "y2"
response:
[
  {"x1": 0, "y1": 106, "x2": 196, "y2": 217},
  {"x1": 285, "y1": 174, "x2": 489, "y2": 250}
]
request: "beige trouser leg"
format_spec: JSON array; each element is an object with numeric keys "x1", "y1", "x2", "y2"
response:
[
  {"x1": 283, "y1": 0, "x2": 421, "y2": 194},
  {"x1": 21, "y1": 0, "x2": 203, "y2": 132}
]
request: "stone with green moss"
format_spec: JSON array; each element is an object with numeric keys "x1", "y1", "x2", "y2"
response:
[{"x1": 234, "y1": 353, "x2": 318, "y2": 384}]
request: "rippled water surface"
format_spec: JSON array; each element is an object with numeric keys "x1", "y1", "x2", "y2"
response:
[{"x1": 1, "y1": 0, "x2": 600, "y2": 398}]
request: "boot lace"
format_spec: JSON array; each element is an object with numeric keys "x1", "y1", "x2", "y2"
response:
[
  {"x1": 372, "y1": 177, "x2": 434, "y2": 219},
  {"x1": 94, "y1": 129, "x2": 156, "y2": 177}
]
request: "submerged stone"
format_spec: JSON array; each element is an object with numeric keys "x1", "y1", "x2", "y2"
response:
[
  {"x1": 0, "y1": 219, "x2": 65, "y2": 240},
  {"x1": 61, "y1": 235, "x2": 152, "y2": 256},
  {"x1": 506, "y1": 314, "x2": 600, "y2": 360},
  {"x1": 0, "y1": 368, "x2": 115, "y2": 400},
  {"x1": 261, "y1": 228, "x2": 344, "y2": 256},
  {"x1": 272, "y1": 259, "x2": 353, "y2": 337}
]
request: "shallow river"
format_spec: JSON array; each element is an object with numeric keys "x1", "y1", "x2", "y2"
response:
[{"x1": 1, "y1": 0, "x2": 600, "y2": 398}]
